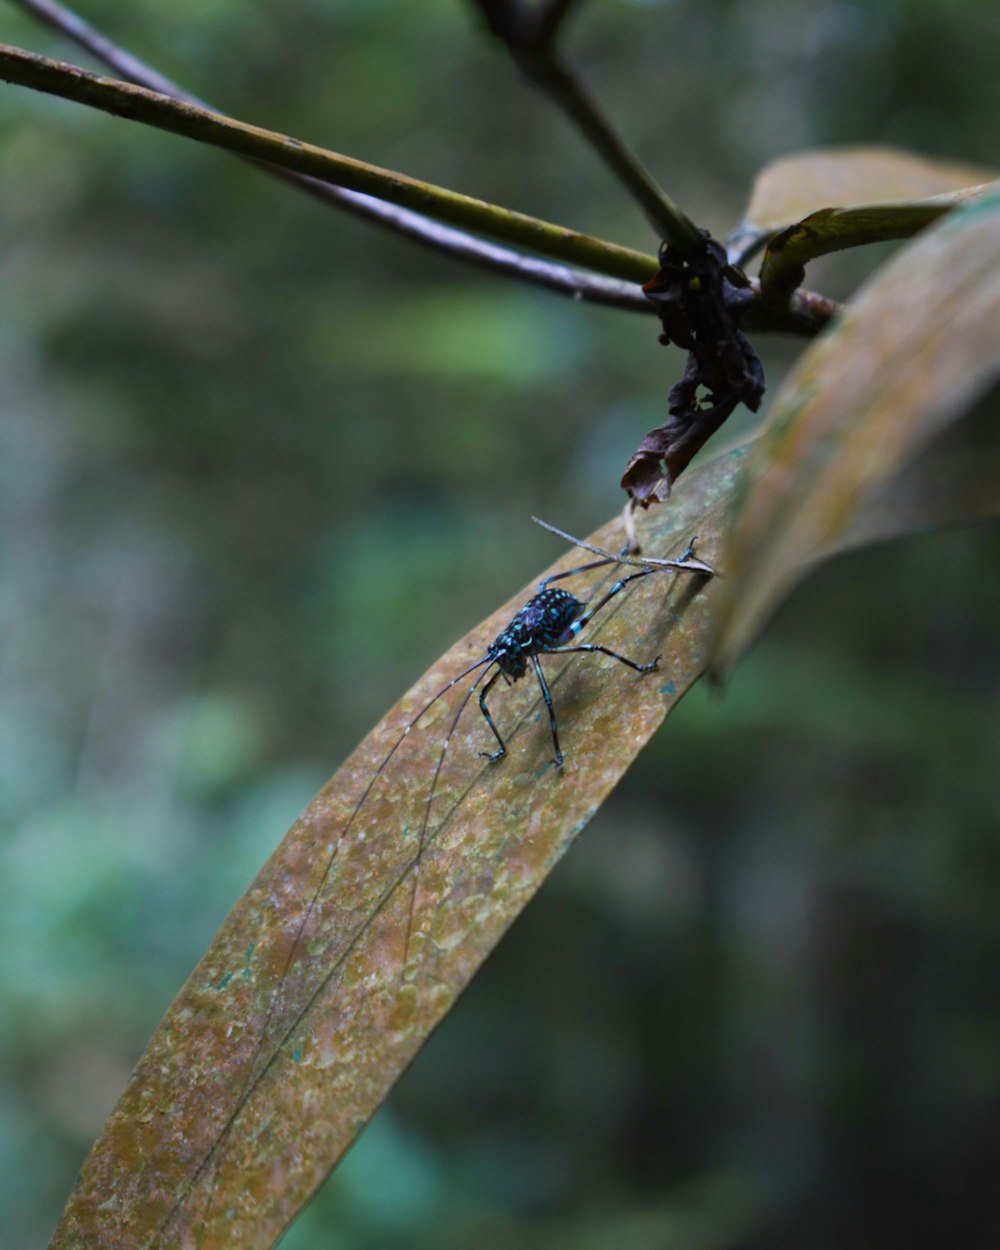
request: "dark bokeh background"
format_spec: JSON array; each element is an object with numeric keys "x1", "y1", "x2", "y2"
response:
[{"x1": 2, "y1": 2, "x2": 999, "y2": 1247}]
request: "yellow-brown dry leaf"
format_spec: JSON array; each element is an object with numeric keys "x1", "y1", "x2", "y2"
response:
[{"x1": 712, "y1": 191, "x2": 1000, "y2": 675}]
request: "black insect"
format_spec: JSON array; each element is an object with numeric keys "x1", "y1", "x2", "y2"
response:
[
  {"x1": 330, "y1": 519, "x2": 713, "y2": 961},
  {"x1": 477, "y1": 563, "x2": 663, "y2": 770},
  {"x1": 250, "y1": 520, "x2": 713, "y2": 1034},
  {"x1": 171, "y1": 522, "x2": 713, "y2": 1230}
]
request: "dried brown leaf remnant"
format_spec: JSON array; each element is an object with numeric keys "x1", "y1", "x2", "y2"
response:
[{"x1": 622, "y1": 236, "x2": 765, "y2": 506}]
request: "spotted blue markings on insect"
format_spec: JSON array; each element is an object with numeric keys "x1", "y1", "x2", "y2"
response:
[{"x1": 478, "y1": 582, "x2": 660, "y2": 770}]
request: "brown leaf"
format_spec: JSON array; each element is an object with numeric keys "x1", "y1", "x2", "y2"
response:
[
  {"x1": 50, "y1": 451, "x2": 743, "y2": 1250},
  {"x1": 621, "y1": 401, "x2": 741, "y2": 504},
  {"x1": 710, "y1": 189, "x2": 1000, "y2": 677},
  {"x1": 837, "y1": 383, "x2": 1000, "y2": 552}
]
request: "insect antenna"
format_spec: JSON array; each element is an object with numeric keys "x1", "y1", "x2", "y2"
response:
[
  {"x1": 400, "y1": 661, "x2": 496, "y2": 972},
  {"x1": 245, "y1": 653, "x2": 496, "y2": 1080},
  {"x1": 148, "y1": 652, "x2": 498, "y2": 1244},
  {"x1": 149, "y1": 527, "x2": 710, "y2": 1241}
]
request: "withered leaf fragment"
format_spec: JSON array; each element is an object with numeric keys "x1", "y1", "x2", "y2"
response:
[{"x1": 623, "y1": 234, "x2": 765, "y2": 505}]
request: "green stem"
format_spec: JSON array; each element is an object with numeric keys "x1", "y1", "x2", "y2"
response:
[
  {"x1": 0, "y1": 42, "x2": 659, "y2": 285},
  {"x1": 471, "y1": 1, "x2": 701, "y2": 254},
  {"x1": 758, "y1": 187, "x2": 993, "y2": 312},
  {"x1": 519, "y1": 50, "x2": 702, "y2": 254}
]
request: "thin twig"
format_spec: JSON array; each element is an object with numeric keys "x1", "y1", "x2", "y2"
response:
[
  {"x1": 745, "y1": 279, "x2": 841, "y2": 334},
  {"x1": 5, "y1": 0, "x2": 658, "y2": 312},
  {"x1": 532, "y1": 517, "x2": 716, "y2": 576},
  {"x1": 3, "y1": 8, "x2": 838, "y2": 335},
  {"x1": 535, "y1": 0, "x2": 584, "y2": 46},
  {"x1": 471, "y1": 0, "x2": 702, "y2": 254},
  {"x1": 0, "y1": 41, "x2": 660, "y2": 284}
]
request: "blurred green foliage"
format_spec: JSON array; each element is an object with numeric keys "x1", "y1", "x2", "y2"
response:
[{"x1": 1, "y1": 1, "x2": 998, "y2": 1247}]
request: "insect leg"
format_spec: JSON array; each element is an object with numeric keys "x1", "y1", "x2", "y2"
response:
[
  {"x1": 531, "y1": 654, "x2": 564, "y2": 768},
  {"x1": 568, "y1": 568, "x2": 657, "y2": 635},
  {"x1": 545, "y1": 642, "x2": 660, "y2": 673},
  {"x1": 538, "y1": 555, "x2": 619, "y2": 590},
  {"x1": 677, "y1": 536, "x2": 698, "y2": 563},
  {"x1": 478, "y1": 668, "x2": 508, "y2": 762}
]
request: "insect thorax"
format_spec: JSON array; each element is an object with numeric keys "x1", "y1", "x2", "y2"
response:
[{"x1": 488, "y1": 586, "x2": 584, "y2": 677}]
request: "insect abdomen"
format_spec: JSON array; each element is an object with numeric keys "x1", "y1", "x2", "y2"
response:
[{"x1": 516, "y1": 587, "x2": 583, "y2": 646}]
